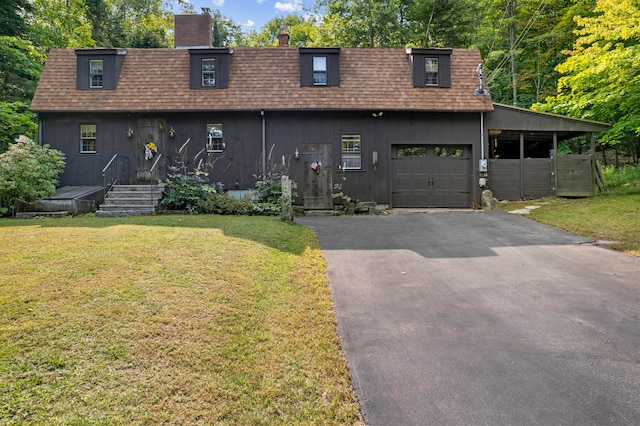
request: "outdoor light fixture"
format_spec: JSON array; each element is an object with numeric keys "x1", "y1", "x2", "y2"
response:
[
  {"x1": 127, "y1": 127, "x2": 134, "y2": 138},
  {"x1": 295, "y1": 147, "x2": 300, "y2": 159},
  {"x1": 169, "y1": 126, "x2": 176, "y2": 138}
]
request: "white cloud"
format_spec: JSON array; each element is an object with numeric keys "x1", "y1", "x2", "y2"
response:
[
  {"x1": 244, "y1": 20, "x2": 255, "y2": 27},
  {"x1": 256, "y1": 0, "x2": 266, "y2": 4},
  {"x1": 274, "y1": 0, "x2": 303, "y2": 12},
  {"x1": 211, "y1": 0, "x2": 224, "y2": 6}
]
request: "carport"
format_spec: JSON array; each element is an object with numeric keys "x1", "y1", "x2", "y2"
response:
[{"x1": 485, "y1": 104, "x2": 610, "y2": 199}]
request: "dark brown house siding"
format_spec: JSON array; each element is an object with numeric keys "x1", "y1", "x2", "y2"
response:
[{"x1": 40, "y1": 110, "x2": 483, "y2": 207}]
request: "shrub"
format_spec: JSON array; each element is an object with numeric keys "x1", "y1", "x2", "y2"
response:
[
  {"x1": 198, "y1": 192, "x2": 254, "y2": 215},
  {"x1": 0, "y1": 135, "x2": 65, "y2": 216},
  {"x1": 601, "y1": 164, "x2": 640, "y2": 193},
  {"x1": 160, "y1": 172, "x2": 216, "y2": 213},
  {"x1": 253, "y1": 174, "x2": 298, "y2": 213}
]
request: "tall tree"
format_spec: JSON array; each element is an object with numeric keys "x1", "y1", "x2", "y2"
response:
[
  {"x1": 0, "y1": 0, "x2": 32, "y2": 37},
  {"x1": 211, "y1": 9, "x2": 244, "y2": 47},
  {"x1": 314, "y1": 0, "x2": 409, "y2": 47},
  {"x1": 28, "y1": 0, "x2": 94, "y2": 49},
  {"x1": 410, "y1": 0, "x2": 478, "y2": 48},
  {"x1": 83, "y1": 0, "x2": 173, "y2": 48},
  {"x1": 533, "y1": 0, "x2": 640, "y2": 160},
  {"x1": 244, "y1": 14, "x2": 317, "y2": 47}
]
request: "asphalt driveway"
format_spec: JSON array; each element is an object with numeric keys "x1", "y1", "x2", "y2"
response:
[{"x1": 297, "y1": 211, "x2": 640, "y2": 426}]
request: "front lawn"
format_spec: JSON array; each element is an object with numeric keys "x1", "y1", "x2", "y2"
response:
[
  {"x1": 497, "y1": 191, "x2": 640, "y2": 257},
  {"x1": 0, "y1": 215, "x2": 361, "y2": 424}
]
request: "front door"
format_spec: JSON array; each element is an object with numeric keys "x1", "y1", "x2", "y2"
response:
[
  {"x1": 303, "y1": 144, "x2": 333, "y2": 209},
  {"x1": 136, "y1": 118, "x2": 166, "y2": 182}
]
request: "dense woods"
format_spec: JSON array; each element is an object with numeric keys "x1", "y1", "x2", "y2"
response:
[{"x1": 1, "y1": 0, "x2": 638, "y2": 162}]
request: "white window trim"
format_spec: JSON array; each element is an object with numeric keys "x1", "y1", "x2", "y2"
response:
[
  {"x1": 206, "y1": 124, "x2": 224, "y2": 153},
  {"x1": 341, "y1": 134, "x2": 362, "y2": 170},
  {"x1": 80, "y1": 124, "x2": 97, "y2": 154},
  {"x1": 313, "y1": 56, "x2": 327, "y2": 86},
  {"x1": 425, "y1": 57, "x2": 439, "y2": 86},
  {"x1": 202, "y1": 58, "x2": 216, "y2": 87},
  {"x1": 89, "y1": 59, "x2": 103, "y2": 89}
]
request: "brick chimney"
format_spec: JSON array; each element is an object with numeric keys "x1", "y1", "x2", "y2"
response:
[
  {"x1": 277, "y1": 25, "x2": 289, "y2": 47},
  {"x1": 174, "y1": 14, "x2": 213, "y2": 48}
]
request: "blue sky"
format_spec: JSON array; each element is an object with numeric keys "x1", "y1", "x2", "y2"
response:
[{"x1": 174, "y1": 0, "x2": 315, "y2": 31}]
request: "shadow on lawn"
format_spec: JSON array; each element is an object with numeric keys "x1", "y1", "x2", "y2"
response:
[{"x1": 0, "y1": 214, "x2": 312, "y2": 256}]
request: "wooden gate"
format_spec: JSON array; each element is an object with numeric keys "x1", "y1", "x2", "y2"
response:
[{"x1": 555, "y1": 153, "x2": 596, "y2": 197}]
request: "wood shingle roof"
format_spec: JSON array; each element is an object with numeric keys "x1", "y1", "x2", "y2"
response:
[{"x1": 31, "y1": 47, "x2": 494, "y2": 113}]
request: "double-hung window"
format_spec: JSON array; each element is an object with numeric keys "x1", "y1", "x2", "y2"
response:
[
  {"x1": 425, "y1": 58, "x2": 438, "y2": 86},
  {"x1": 313, "y1": 56, "x2": 327, "y2": 86},
  {"x1": 202, "y1": 58, "x2": 216, "y2": 87},
  {"x1": 80, "y1": 124, "x2": 97, "y2": 153},
  {"x1": 89, "y1": 59, "x2": 103, "y2": 88},
  {"x1": 206, "y1": 124, "x2": 224, "y2": 152},
  {"x1": 341, "y1": 135, "x2": 361, "y2": 170}
]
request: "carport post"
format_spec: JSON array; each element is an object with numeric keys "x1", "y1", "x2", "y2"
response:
[{"x1": 520, "y1": 132, "x2": 524, "y2": 198}]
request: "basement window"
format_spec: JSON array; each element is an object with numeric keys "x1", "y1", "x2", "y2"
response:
[
  {"x1": 80, "y1": 124, "x2": 97, "y2": 153},
  {"x1": 206, "y1": 124, "x2": 224, "y2": 153},
  {"x1": 341, "y1": 135, "x2": 361, "y2": 170}
]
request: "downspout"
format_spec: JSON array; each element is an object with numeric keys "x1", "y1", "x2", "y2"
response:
[{"x1": 261, "y1": 110, "x2": 266, "y2": 178}]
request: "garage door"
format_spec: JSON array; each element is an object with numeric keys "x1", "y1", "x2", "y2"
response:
[{"x1": 391, "y1": 145, "x2": 471, "y2": 208}]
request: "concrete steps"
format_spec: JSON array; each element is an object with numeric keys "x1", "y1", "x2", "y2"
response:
[{"x1": 96, "y1": 184, "x2": 165, "y2": 217}]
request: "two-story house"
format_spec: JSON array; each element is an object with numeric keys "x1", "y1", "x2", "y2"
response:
[{"x1": 30, "y1": 13, "x2": 609, "y2": 211}]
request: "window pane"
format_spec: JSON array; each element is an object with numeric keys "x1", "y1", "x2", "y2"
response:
[
  {"x1": 434, "y1": 146, "x2": 464, "y2": 157},
  {"x1": 397, "y1": 145, "x2": 427, "y2": 157},
  {"x1": 206, "y1": 124, "x2": 224, "y2": 152},
  {"x1": 313, "y1": 71, "x2": 327, "y2": 85},
  {"x1": 313, "y1": 56, "x2": 327, "y2": 71}
]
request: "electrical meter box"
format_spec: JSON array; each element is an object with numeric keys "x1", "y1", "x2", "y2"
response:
[{"x1": 479, "y1": 159, "x2": 488, "y2": 173}]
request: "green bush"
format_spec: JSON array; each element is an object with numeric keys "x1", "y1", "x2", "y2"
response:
[
  {"x1": 601, "y1": 164, "x2": 640, "y2": 192},
  {"x1": 198, "y1": 192, "x2": 254, "y2": 215},
  {"x1": 160, "y1": 172, "x2": 216, "y2": 213},
  {"x1": 0, "y1": 135, "x2": 65, "y2": 216},
  {"x1": 253, "y1": 174, "x2": 298, "y2": 213}
]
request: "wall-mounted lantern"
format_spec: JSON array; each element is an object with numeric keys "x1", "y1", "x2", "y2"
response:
[
  {"x1": 169, "y1": 126, "x2": 176, "y2": 138},
  {"x1": 295, "y1": 147, "x2": 300, "y2": 159},
  {"x1": 127, "y1": 127, "x2": 134, "y2": 138}
]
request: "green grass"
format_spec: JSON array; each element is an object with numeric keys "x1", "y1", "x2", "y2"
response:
[
  {"x1": 498, "y1": 190, "x2": 640, "y2": 257},
  {"x1": 0, "y1": 215, "x2": 362, "y2": 424}
]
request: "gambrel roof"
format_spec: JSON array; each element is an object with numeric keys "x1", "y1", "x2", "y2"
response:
[{"x1": 31, "y1": 47, "x2": 494, "y2": 113}]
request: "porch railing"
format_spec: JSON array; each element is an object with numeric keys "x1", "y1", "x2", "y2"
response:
[
  {"x1": 102, "y1": 154, "x2": 129, "y2": 195},
  {"x1": 148, "y1": 153, "x2": 163, "y2": 182}
]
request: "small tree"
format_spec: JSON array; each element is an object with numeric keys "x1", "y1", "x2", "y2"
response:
[{"x1": 0, "y1": 135, "x2": 65, "y2": 216}]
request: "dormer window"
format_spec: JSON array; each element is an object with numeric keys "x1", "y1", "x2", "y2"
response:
[
  {"x1": 75, "y1": 49, "x2": 126, "y2": 90},
  {"x1": 188, "y1": 48, "x2": 231, "y2": 89},
  {"x1": 408, "y1": 48, "x2": 451, "y2": 88},
  {"x1": 202, "y1": 58, "x2": 216, "y2": 87},
  {"x1": 300, "y1": 48, "x2": 340, "y2": 87},
  {"x1": 313, "y1": 57, "x2": 327, "y2": 85},
  {"x1": 89, "y1": 60, "x2": 103, "y2": 88},
  {"x1": 425, "y1": 58, "x2": 438, "y2": 86}
]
